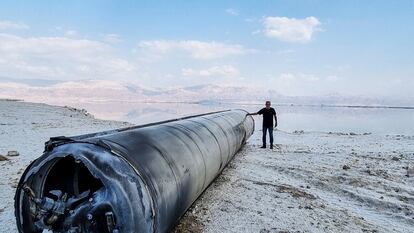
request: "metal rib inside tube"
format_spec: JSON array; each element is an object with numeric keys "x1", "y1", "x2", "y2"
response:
[{"x1": 14, "y1": 109, "x2": 254, "y2": 233}]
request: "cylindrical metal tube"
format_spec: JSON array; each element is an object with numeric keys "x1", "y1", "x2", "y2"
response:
[{"x1": 15, "y1": 109, "x2": 254, "y2": 233}]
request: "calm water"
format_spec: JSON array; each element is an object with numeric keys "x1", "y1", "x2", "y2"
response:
[{"x1": 63, "y1": 101, "x2": 414, "y2": 135}]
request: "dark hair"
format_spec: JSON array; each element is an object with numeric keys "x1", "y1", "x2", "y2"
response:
[{"x1": 265, "y1": 101, "x2": 271, "y2": 105}]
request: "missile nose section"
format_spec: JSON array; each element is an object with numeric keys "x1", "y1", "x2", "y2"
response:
[{"x1": 15, "y1": 110, "x2": 254, "y2": 233}]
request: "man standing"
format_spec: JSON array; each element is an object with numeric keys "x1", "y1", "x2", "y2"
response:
[{"x1": 247, "y1": 101, "x2": 277, "y2": 149}]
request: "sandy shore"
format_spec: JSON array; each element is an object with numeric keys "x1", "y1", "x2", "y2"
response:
[{"x1": 1, "y1": 100, "x2": 413, "y2": 232}]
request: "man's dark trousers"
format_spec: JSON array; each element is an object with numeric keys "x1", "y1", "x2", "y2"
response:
[{"x1": 262, "y1": 127, "x2": 274, "y2": 146}]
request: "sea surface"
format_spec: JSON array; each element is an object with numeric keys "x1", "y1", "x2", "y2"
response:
[{"x1": 64, "y1": 101, "x2": 414, "y2": 135}]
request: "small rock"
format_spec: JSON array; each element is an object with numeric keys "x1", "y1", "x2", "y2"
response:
[
  {"x1": 391, "y1": 157, "x2": 401, "y2": 161},
  {"x1": 349, "y1": 132, "x2": 357, "y2": 136},
  {"x1": 7, "y1": 150, "x2": 19, "y2": 157},
  {"x1": 399, "y1": 196, "x2": 408, "y2": 202},
  {"x1": 407, "y1": 165, "x2": 414, "y2": 177},
  {"x1": 342, "y1": 165, "x2": 351, "y2": 170},
  {"x1": 293, "y1": 130, "x2": 305, "y2": 134},
  {"x1": 0, "y1": 154, "x2": 9, "y2": 161}
]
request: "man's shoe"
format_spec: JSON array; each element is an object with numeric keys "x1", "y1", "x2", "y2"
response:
[
  {"x1": 260, "y1": 145, "x2": 266, "y2": 148},
  {"x1": 270, "y1": 144, "x2": 273, "y2": 149}
]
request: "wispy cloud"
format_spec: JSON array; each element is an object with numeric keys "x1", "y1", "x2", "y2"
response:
[
  {"x1": 277, "y1": 49, "x2": 295, "y2": 55},
  {"x1": 182, "y1": 65, "x2": 240, "y2": 78},
  {"x1": 138, "y1": 40, "x2": 253, "y2": 60},
  {"x1": 225, "y1": 8, "x2": 239, "y2": 16},
  {"x1": 0, "y1": 20, "x2": 29, "y2": 30},
  {"x1": 64, "y1": 30, "x2": 78, "y2": 37},
  {"x1": 103, "y1": 34, "x2": 122, "y2": 44},
  {"x1": 263, "y1": 16, "x2": 321, "y2": 43},
  {"x1": 0, "y1": 33, "x2": 136, "y2": 80}
]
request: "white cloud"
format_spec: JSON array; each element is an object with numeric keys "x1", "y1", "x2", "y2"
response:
[
  {"x1": 226, "y1": 8, "x2": 239, "y2": 16},
  {"x1": 263, "y1": 16, "x2": 321, "y2": 43},
  {"x1": 0, "y1": 20, "x2": 29, "y2": 30},
  {"x1": 277, "y1": 49, "x2": 295, "y2": 55},
  {"x1": 182, "y1": 65, "x2": 240, "y2": 78},
  {"x1": 251, "y1": 30, "x2": 261, "y2": 35},
  {"x1": 326, "y1": 75, "x2": 339, "y2": 82},
  {"x1": 103, "y1": 34, "x2": 122, "y2": 44},
  {"x1": 138, "y1": 40, "x2": 252, "y2": 60},
  {"x1": 281, "y1": 73, "x2": 322, "y2": 82},
  {"x1": 64, "y1": 30, "x2": 78, "y2": 37},
  {"x1": 0, "y1": 33, "x2": 137, "y2": 80}
]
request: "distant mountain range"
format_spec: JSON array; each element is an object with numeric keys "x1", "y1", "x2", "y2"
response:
[{"x1": 0, "y1": 78, "x2": 412, "y2": 107}]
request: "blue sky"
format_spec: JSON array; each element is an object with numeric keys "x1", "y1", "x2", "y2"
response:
[{"x1": 0, "y1": 0, "x2": 413, "y2": 98}]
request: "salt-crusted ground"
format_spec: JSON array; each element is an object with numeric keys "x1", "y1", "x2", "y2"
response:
[
  {"x1": 175, "y1": 127, "x2": 414, "y2": 233},
  {"x1": 1, "y1": 100, "x2": 414, "y2": 233}
]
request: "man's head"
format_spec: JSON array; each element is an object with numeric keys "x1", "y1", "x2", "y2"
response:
[{"x1": 265, "y1": 101, "x2": 271, "y2": 109}]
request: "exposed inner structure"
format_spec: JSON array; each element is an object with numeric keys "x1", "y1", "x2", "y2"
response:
[
  {"x1": 19, "y1": 156, "x2": 118, "y2": 233},
  {"x1": 44, "y1": 156, "x2": 102, "y2": 198}
]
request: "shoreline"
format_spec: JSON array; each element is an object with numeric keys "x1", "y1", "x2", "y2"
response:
[{"x1": 2, "y1": 98, "x2": 413, "y2": 111}]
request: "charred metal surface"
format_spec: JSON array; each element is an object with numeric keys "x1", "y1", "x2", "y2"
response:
[{"x1": 15, "y1": 110, "x2": 254, "y2": 233}]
